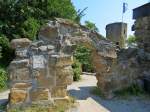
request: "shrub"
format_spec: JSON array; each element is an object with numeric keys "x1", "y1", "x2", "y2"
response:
[
  {"x1": 0, "y1": 35, "x2": 14, "y2": 66},
  {"x1": 0, "y1": 67, "x2": 8, "y2": 90},
  {"x1": 84, "y1": 21, "x2": 99, "y2": 32},
  {"x1": 72, "y1": 60, "x2": 82, "y2": 81},
  {"x1": 73, "y1": 45, "x2": 94, "y2": 72}
]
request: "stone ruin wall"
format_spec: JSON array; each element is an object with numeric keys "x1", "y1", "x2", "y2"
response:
[
  {"x1": 8, "y1": 17, "x2": 150, "y2": 110},
  {"x1": 8, "y1": 18, "x2": 119, "y2": 110},
  {"x1": 134, "y1": 16, "x2": 150, "y2": 52},
  {"x1": 9, "y1": 39, "x2": 74, "y2": 109},
  {"x1": 8, "y1": 19, "x2": 76, "y2": 109},
  {"x1": 133, "y1": 16, "x2": 150, "y2": 78}
]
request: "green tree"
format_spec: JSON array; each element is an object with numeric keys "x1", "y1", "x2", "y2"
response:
[
  {"x1": 21, "y1": 17, "x2": 40, "y2": 40},
  {"x1": 0, "y1": 0, "x2": 78, "y2": 40},
  {"x1": 85, "y1": 21, "x2": 99, "y2": 32},
  {"x1": 0, "y1": 0, "x2": 79, "y2": 65},
  {"x1": 127, "y1": 35, "x2": 137, "y2": 47},
  {"x1": 0, "y1": 35, "x2": 14, "y2": 66}
]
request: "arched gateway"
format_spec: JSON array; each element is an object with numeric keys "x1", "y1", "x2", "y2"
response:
[{"x1": 8, "y1": 18, "x2": 117, "y2": 110}]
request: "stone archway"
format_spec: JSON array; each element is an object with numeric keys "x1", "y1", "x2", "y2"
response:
[{"x1": 8, "y1": 18, "x2": 118, "y2": 110}]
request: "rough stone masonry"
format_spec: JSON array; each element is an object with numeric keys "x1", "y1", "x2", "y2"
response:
[
  {"x1": 8, "y1": 18, "x2": 117, "y2": 109},
  {"x1": 8, "y1": 20, "x2": 75, "y2": 109}
]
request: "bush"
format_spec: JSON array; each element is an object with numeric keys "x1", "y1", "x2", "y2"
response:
[
  {"x1": 84, "y1": 21, "x2": 99, "y2": 32},
  {"x1": 0, "y1": 67, "x2": 8, "y2": 90},
  {"x1": 0, "y1": 35, "x2": 14, "y2": 66},
  {"x1": 72, "y1": 60, "x2": 82, "y2": 81},
  {"x1": 73, "y1": 45, "x2": 94, "y2": 72}
]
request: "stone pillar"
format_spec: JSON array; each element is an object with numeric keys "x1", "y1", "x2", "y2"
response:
[{"x1": 8, "y1": 20, "x2": 75, "y2": 110}]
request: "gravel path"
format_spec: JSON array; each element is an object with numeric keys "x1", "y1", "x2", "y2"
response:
[
  {"x1": 67, "y1": 74, "x2": 150, "y2": 112},
  {"x1": 0, "y1": 90, "x2": 9, "y2": 106},
  {"x1": 0, "y1": 75, "x2": 150, "y2": 112}
]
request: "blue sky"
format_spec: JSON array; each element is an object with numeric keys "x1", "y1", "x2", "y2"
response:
[{"x1": 71, "y1": 0, "x2": 148, "y2": 37}]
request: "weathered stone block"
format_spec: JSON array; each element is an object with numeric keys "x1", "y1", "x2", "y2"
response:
[
  {"x1": 56, "y1": 66, "x2": 73, "y2": 86},
  {"x1": 10, "y1": 89, "x2": 27, "y2": 104},
  {"x1": 51, "y1": 87, "x2": 67, "y2": 97},
  {"x1": 13, "y1": 83, "x2": 32, "y2": 89},
  {"x1": 36, "y1": 70, "x2": 55, "y2": 88},
  {"x1": 56, "y1": 74, "x2": 73, "y2": 86},
  {"x1": 9, "y1": 59, "x2": 29, "y2": 69},
  {"x1": 9, "y1": 68, "x2": 30, "y2": 81},
  {"x1": 10, "y1": 38, "x2": 31, "y2": 49},
  {"x1": 30, "y1": 88, "x2": 50, "y2": 101},
  {"x1": 38, "y1": 22, "x2": 59, "y2": 44},
  {"x1": 49, "y1": 55, "x2": 73, "y2": 67},
  {"x1": 53, "y1": 96, "x2": 70, "y2": 104},
  {"x1": 56, "y1": 66, "x2": 73, "y2": 76},
  {"x1": 32, "y1": 55, "x2": 46, "y2": 69},
  {"x1": 15, "y1": 49, "x2": 28, "y2": 58}
]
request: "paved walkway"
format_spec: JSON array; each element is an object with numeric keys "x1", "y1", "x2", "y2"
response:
[{"x1": 67, "y1": 74, "x2": 150, "y2": 112}]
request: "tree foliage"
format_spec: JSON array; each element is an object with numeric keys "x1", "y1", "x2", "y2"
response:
[
  {"x1": 0, "y1": 35, "x2": 14, "y2": 66},
  {"x1": 0, "y1": 0, "x2": 79, "y2": 65},
  {"x1": 127, "y1": 35, "x2": 137, "y2": 47},
  {"x1": 74, "y1": 45, "x2": 94, "y2": 72},
  {"x1": 0, "y1": 0, "x2": 78, "y2": 40},
  {"x1": 85, "y1": 21, "x2": 99, "y2": 32}
]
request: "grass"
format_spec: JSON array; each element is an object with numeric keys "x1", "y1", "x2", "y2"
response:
[
  {"x1": 0, "y1": 105, "x2": 7, "y2": 111},
  {"x1": 90, "y1": 85, "x2": 150, "y2": 100},
  {"x1": 51, "y1": 97, "x2": 76, "y2": 112},
  {"x1": 114, "y1": 84, "x2": 149, "y2": 99}
]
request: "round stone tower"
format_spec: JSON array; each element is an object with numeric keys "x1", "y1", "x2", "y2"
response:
[{"x1": 106, "y1": 22, "x2": 127, "y2": 48}]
